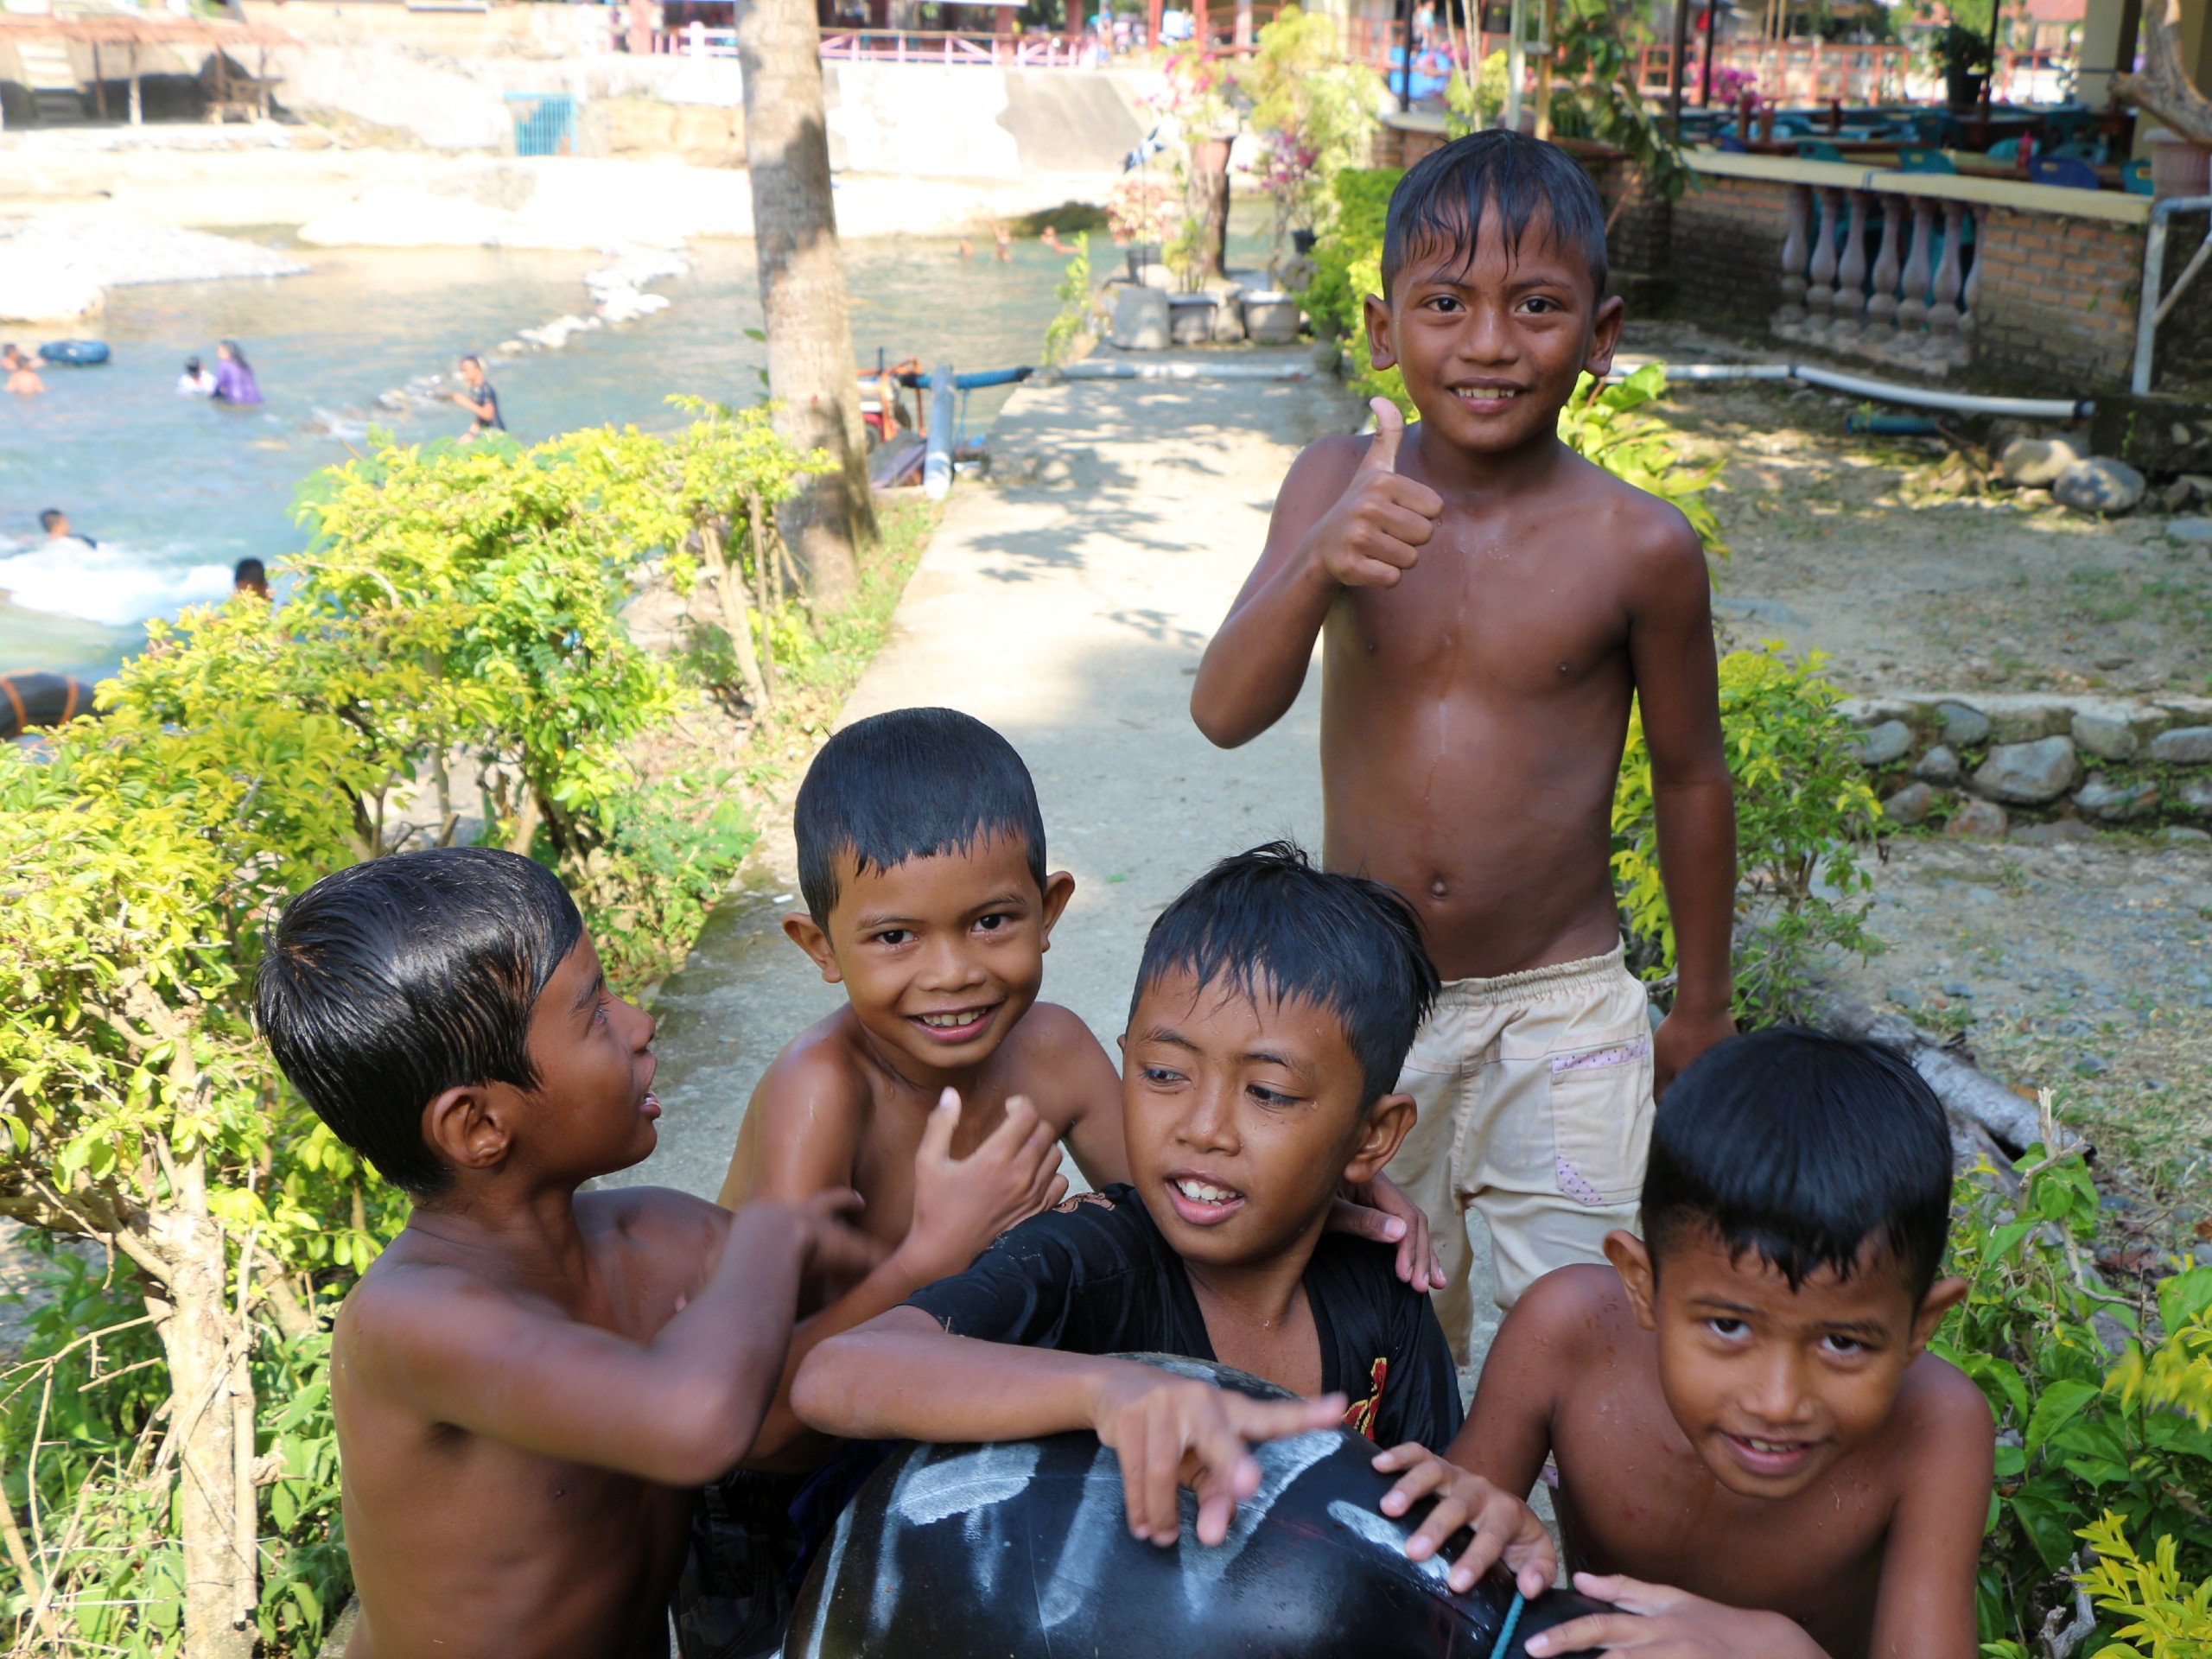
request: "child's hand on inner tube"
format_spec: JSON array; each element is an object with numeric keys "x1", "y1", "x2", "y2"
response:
[
  {"x1": 1370, "y1": 1442, "x2": 1556, "y2": 1599},
  {"x1": 1522, "y1": 1573, "x2": 1827, "y2": 1657}
]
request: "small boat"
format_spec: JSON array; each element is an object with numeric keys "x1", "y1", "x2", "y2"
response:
[
  {"x1": 1, "y1": 670, "x2": 97, "y2": 741},
  {"x1": 41, "y1": 340, "x2": 110, "y2": 367}
]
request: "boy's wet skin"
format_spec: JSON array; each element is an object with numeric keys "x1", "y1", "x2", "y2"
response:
[
  {"x1": 332, "y1": 937, "x2": 875, "y2": 1659},
  {"x1": 1192, "y1": 206, "x2": 1738, "y2": 1078},
  {"x1": 1472, "y1": 1235, "x2": 1988, "y2": 1659}
]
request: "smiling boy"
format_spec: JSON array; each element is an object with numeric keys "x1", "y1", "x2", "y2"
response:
[
  {"x1": 791, "y1": 843, "x2": 1551, "y2": 1597},
  {"x1": 1191, "y1": 132, "x2": 1738, "y2": 1351},
  {"x1": 253, "y1": 849, "x2": 879, "y2": 1659},
  {"x1": 1373, "y1": 1029, "x2": 1994, "y2": 1658}
]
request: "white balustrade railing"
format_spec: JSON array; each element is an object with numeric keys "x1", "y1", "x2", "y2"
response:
[{"x1": 1773, "y1": 181, "x2": 1986, "y2": 371}]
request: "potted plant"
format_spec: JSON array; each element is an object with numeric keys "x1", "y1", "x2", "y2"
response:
[
  {"x1": 1108, "y1": 175, "x2": 1179, "y2": 280},
  {"x1": 1243, "y1": 7, "x2": 1383, "y2": 275},
  {"x1": 1931, "y1": 22, "x2": 1991, "y2": 112}
]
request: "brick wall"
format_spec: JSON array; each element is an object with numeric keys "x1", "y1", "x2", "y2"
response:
[
  {"x1": 1665, "y1": 172, "x2": 1790, "y2": 328},
  {"x1": 1969, "y1": 207, "x2": 2143, "y2": 392}
]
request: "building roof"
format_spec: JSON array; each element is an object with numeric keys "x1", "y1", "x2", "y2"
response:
[{"x1": 0, "y1": 13, "x2": 295, "y2": 46}]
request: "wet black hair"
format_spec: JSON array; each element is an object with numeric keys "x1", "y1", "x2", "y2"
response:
[
  {"x1": 794, "y1": 706, "x2": 1047, "y2": 927},
  {"x1": 1642, "y1": 1027, "x2": 1955, "y2": 1300},
  {"x1": 220, "y1": 340, "x2": 250, "y2": 369},
  {"x1": 1131, "y1": 842, "x2": 1440, "y2": 1108},
  {"x1": 39, "y1": 509, "x2": 63, "y2": 532},
  {"x1": 185, "y1": 356, "x2": 202, "y2": 372},
  {"x1": 234, "y1": 557, "x2": 266, "y2": 585},
  {"x1": 254, "y1": 847, "x2": 584, "y2": 1196},
  {"x1": 1381, "y1": 130, "x2": 1609, "y2": 302}
]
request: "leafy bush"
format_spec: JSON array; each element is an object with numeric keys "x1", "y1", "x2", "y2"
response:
[
  {"x1": 1041, "y1": 232, "x2": 1093, "y2": 367},
  {"x1": 1934, "y1": 1144, "x2": 2212, "y2": 1653},
  {"x1": 1242, "y1": 7, "x2": 1382, "y2": 261},
  {"x1": 1558, "y1": 365, "x2": 1726, "y2": 553},
  {"x1": 2075, "y1": 1512, "x2": 2212, "y2": 1658},
  {"x1": 1614, "y1": 645, "x2": 1882, "y2": 1025}
]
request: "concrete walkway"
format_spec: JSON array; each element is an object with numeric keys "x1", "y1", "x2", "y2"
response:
[{"x1": 615, "y1": 346, "x2": 1503, "y2": 1350}]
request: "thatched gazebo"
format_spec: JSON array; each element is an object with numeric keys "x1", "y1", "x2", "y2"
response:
[{"x1": 0, "y1": 13, "x2": 296, "y2": 127}]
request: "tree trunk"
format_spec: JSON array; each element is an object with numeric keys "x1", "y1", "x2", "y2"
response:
[
  {"x1": 736, "y1": 0, "x2": 877, "y2": 606},
  {"x1": 2112, "y1": 0, "x2": 2212, "y2": 149},
  {"x1": 1185, "y1": 137, "x2": 1233, "y2": 284},
  {"x1": 700, "y1": 521, "x2": 772, "y2": 711},
  {"x1": 145, "y1": 1156, "x2": 255, "y2": 1659}
]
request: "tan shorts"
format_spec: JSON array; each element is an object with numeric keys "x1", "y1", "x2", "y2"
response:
[{"x1": 1387, "y1": 943, "x2": 1655, "y2": 1361}]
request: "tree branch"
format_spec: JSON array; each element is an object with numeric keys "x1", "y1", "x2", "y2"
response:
[{"x1": 2112, "y1": 0, "x2": 2212, "y2": 149}]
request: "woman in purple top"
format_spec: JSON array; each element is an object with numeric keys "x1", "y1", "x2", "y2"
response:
[{"x1": 213, "y1": 340, "x2": 263, "y2": 405}]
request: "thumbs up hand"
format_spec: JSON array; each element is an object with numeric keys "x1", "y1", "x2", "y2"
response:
[{"x1": 1302, "y1": 398, "x2": 1446, "y2": 590}]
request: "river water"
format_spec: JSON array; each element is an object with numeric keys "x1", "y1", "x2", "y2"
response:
[{"x1": 0, "y1": 232, "x2": 1084, "y2": 681}]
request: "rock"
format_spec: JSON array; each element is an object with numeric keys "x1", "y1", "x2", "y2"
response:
[
  {"x1": 2051, "y1": 457, "x2": 2146, "y2": 515},
  {"x1": 1971, "y1": 736, "x2": 2082, "y2": 804},
  {"x1": 1108, "y1": 285, "x2": 1170, "y2": 352},
  {"x1": 2075, "y1": 1055, "x2": 2110, "y2": 1076},
  {"x1": 2169, "y1": 517, "x2": 2212, "y2": 546},
  {"x1": 1882, "y1": 781, "x2": 1939, "y2": 826},
  {"x1": 1241, "y1": 292, "x2": 1302, "y2": 345},
  {"x1": 1166, "y1": 296, "x2": 1218, "y2": 346},
  {"x1": 1851, "y1": 719, "x2": 1914, "y2": 767},
  {"x1": 2073, "y1": 772, "x2": 2159, "y2": 821},
  {"x1": 1945, "y1": 799, "x2": 2010, "y2": 839},
  {"x1": 0, "y1": 267, "x2": 104, "y2": 322},
  {"x1": 2010, "y1": 818, "x2": 2098, "y2": 846},
  {"x1": 1915, "y1": 744, "x2": 1963, "y2": 785},
  {"x1": 2071, "y1": 713, "x2": 2139, "y2": 760},
  {"x1": 1936, "y1": 701, "x2": 1992, "y2": 748},
  {"x1": 2180, "y1": 776, "x2": 2212, "y2": 817},
  {"x1": 1989, "y1": 704, "x2": 2069, "y2": 744},
  {"x1": 1209, "y1": 299, "x2": 1247, "y2": 345},
  {"x1": 1998, "y1": 435, "x2": 2082, "y2": 487},
  {"x1": 1887, "y1": 985, "x2": 1923, "y2": 1012},
  {"x1": 1942, "y1": 981, "x2": 1974, "y2": 998},
  {"x1": 2164, "y1": 826, "x2": 2212, "y2": 850},
  {"x1": 2148, "y1": 725, "x2": 2212, "y2": 764}
]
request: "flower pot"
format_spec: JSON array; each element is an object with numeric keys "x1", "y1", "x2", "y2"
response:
[
  {"x1": 1166, "y1": 294, "x2": 1218, "y2": 346},
  {"x1": 2147, "y1": 127, "x2": 2212, "y2": 200},
  {"x1": 1241, "y1": 290, "x2": 1302, "y2": 345},
  {"x1": 1126, "y1": 244, "x2": 1162, "y2": 281},
  {"x1": 1290, "y1": 228, "x2": 1318, "y2": 255},
  {"x1": 1944, "y1": 70, "x2": 1986, "y2": 112}
]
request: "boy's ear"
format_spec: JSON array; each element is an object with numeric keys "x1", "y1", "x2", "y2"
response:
[
  {"x1": 1581, "y1": 293, "x2": 1626, "y2": 382},
  {"x1": 1604, "y1": 1230, "x2": 1660, "y2": 1332},
  {"x1": 1363, "y1": 290, "x2": 1398, "y2": 372},
  {"x1": 783, "y1": 912, "x2": 842, "y2": 984},
  {"x1": 1039, "y1": 869, "x2": 1077, "y2": 946},
  {"x1": 1910, "y1": 1275, "x2": 1968, "y2": 1354},
  {"x1": 420, "y1": 1084, "x2": 514, "y2": 1178},
  {"x1": 1341, "y1": 1090, "x2": 1417, "y2": 1185}
]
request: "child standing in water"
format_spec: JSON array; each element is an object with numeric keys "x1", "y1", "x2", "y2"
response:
[{"x1": 1191, "y1": 132, "x2": 1738, "y2": 1352}]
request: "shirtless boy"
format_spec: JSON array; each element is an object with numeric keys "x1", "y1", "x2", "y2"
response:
[
  {"x1": 1192, "y1": 130, "x2": 1738, "y2": 1347},
  {"x1": 709, "y1": 710, "x2": 1431, "y2": 1481},
  {"x1": 254, "y1": 848, "x2": 875, "y2": 1659},
  {"x1": 795, "y1": 842, "x2": 1548, "y2": 1598},
  {"x1": 1374, "y1": 1029, "x2": 1994, "y2": 1658}
]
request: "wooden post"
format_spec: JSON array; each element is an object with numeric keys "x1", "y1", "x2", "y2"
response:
[
  {"x1": 1774, "y1": 182, "x2": 1810, "y2": 324},
  {"x1": 128, "y1": 43, "x2": 142, "y2": 127},
  {"x1": 1148, "y1": 0, "x2": 1163, "y2": 51},
  {"x1": 1669, "y1": 0, "x2": 1691, "y2": 134},
  {"x1": 1504, "y1": 0, "x2": 1525, "y2": 127},
  {"x1": 1532, "y1": 0, "x2": 1554, "y2": 139}
]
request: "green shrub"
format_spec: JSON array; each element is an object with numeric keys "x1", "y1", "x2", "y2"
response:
[
  {"x1": 1041, "y1": 232, "x2": 1093, "y2": 368},
  {"x1": 1614, "y1": 645, "x2": 1882, "y2": 1025},
  {"x1": 1935, "y1": 1144, "x2": 2212, "y2": 1653}
]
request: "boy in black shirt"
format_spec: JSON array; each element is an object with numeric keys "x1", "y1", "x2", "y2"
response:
[{"x1": 795, "y1": 843, "x2": 1556, "y2": 1599}]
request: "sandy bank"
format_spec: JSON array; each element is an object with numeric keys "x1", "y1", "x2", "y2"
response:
[{"x1": 0, "y1": 128, "x2": 1116, "y2": 244}]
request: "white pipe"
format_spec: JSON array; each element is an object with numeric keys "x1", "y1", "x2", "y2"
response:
[
  {"x1": 1059, "y1": 360, "x2": 1314, "y2": 381},
  {"x1": 2133, "y1": 193, "x2": 2212, "y2": 397},
  {"x1": 1613, "y1": 361, "x2": 2089, "y2": 419},
  {"x1": 924, "y1": 364, "x2": 955, "y2": 501}
]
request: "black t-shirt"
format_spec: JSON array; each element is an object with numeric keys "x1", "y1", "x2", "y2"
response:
[
  {"x1": 467, "y1": 379, "x2": 504, "y2": 431},
  {"x1": 906, "y1": 1185, "x2": 1464, "y2": 1452}
]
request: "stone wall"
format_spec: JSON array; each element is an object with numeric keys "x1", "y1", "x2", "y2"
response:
[{"x1": 1840, "y1": 691, "x2": 2212, "y2": 842}]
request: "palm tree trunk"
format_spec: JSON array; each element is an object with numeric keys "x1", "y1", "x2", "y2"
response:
[{"x1": 736, "y1": 0, "x2": 878, "y2": 606}]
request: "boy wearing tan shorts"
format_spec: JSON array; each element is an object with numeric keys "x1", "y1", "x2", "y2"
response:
[{"x1": 1190, "y1": 133, "x2": 1738, "y2": 1356}]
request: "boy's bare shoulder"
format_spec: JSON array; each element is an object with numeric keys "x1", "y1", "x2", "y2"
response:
[
  {"x1": 575, "y1": 1183, "x2": 730, "y2": 1255},
  {"x1": 1502, "y1": 1262, "x2": 1639, "y2": 1367},
  {"x1": 1554, "y1": 447, "x2": 1707, "y2": 577},
  {"x1": 752, "y1": 1006, "x2": 878, "y2": 1127},
  {"x1": 1001, "y1": 1000, "x2": 1110, "y2": 1066},
  {"x1": 1278, "y1": 432, "x2": 1371, "y2": 507},
  {"x1": 1886, "y1": 1348, "x2": 1996, "y2": 1457}
]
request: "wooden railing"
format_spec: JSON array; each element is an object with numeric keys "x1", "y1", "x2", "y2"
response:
[
  {"x1": 1770, "y1": 180, "x2": 1985, "y2": 372},
  {"x1": 1631, "y1": 41, "x2": 2074, "y2": 108}
]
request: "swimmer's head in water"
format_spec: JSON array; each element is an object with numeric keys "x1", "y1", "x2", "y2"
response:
[
  {"x1": 39, "y1": 509, "x2": 65, "y2": 535},
  {"x1": 787, "y1": 707, "x2": 1069, "y2": 1072},
  {"x1": 1120, "y1": 845, "x2": 1436, "y2": 1269},
  {"x1": 257, "y1": 848, "x2": 620, "y2": 1196},
  {"x1": 1605, "y1": 1029, "x2": 1967, "y2": 1499}
]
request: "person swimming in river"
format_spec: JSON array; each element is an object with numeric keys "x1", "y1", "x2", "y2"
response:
[
  {"x1": 1376, "y1": 1029, "x2": 1994, "y2": 1658},
  {"x1": 794, "y1": 842, "x2": 1554, "y2": 1602},
  {"x1": 698, "y1": 712, "x2": 1433, "y2": 1658},
  {"x1": 1190, "y1": 130, "x2": 1738, "y2": 1357},
  {"x1": 253, "y1": 848, "x2": 881, "y2": 1659},
  {"x1": 213, "y1": 340, "x2": 263, "y2": 405},
  {"x1": 450, "y1": 354, "x2": 504, "y2": 442},
  {"x1": 177, "y1": 356, "x2": 218, "y2": 397},
  {"x1": 6, "y1": 345, "x2": 44, "y2": 397}
]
